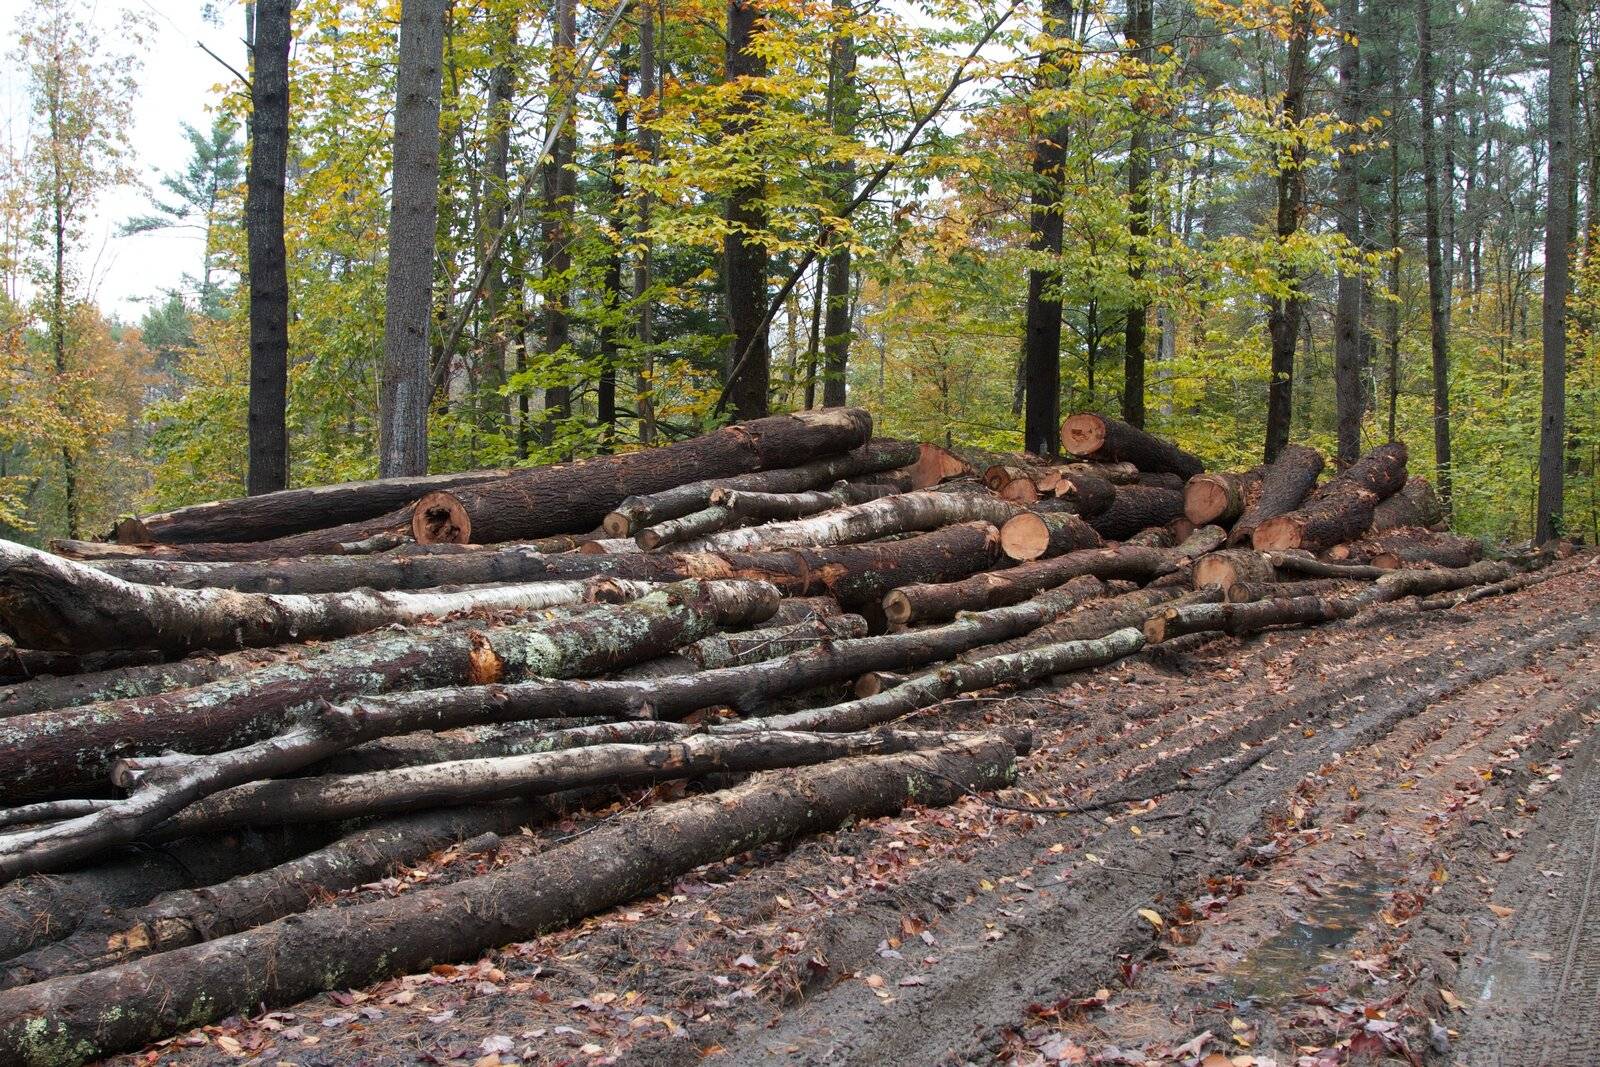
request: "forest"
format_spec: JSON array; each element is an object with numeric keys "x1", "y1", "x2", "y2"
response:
[{"x1": 0, "y1": 0, "x2": 1593, "y2": 543}]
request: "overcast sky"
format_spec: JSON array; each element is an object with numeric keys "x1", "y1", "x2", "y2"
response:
[{"x1": 1, "y1": 0, "x2": 247, "y2": 323}]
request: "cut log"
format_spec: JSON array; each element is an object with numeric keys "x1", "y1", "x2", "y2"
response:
[
  {"x1": 1135, "y1": 471, "x2": 1186, "y2": 491},
  {"x1": 1125, "y1": 525, "x2": 1178, "y2": 548},
  {"x1": 0, "y1": 737, "x2": 1019, "y2": 1066},
  {"x1": 710, "y1": 482, "x2": 892, "y2": 523},
  {"x1": 111, "y1": 468, "x2": 520, "y2": 546},
  {"x1": 1261, "y1": 550, "x2": 1391, "y2": 580},
  {"x1": 881, "y1": 526, "x2": 1224, "y2": 627},
  {"x1": 673, "y1": 490, "x2": 1021, "y2": 554},
  {"x1": 0, "y1": 539, "x2": 681, "y2": 655},
  {"x1": 613, "y1": 614, "x2": 868, "y2": 678},
  {"x1": 1252, "y1": 443, "x2": 1409, "y2": 554},
  {"x1": 1369, "y1": 476, "x2": 1444, "y2": 533},
  {"x1": 1224, "y1": 577, "x2": 1357, "y2": 604},
  {"x1": 633, "y1": 506, "x2": 736, "y2": 551},
  {"x1": 1050, "y1": 468, "x2": 1117, "y2": 517},
  {"x1": 0, "y1": 803, "x2": 549, "y2": 986},
  {"x1": 1059, "y1": 413, "x2": 1205, "y2": 479},
  {"x1": 1074, "y1": 460, "x2": 1140, "y2": 485},
  {"x1": 1086, "y1": 486, "x2": 1185, "y2": 541},
  {"x1": 953, "y1": 584, "x2": 1204, "y2": 664},
  {"x1": 0, "y1": 581, "x2": 778, "y2": 802},
  {"x1": 998, "y1": 512, "x2": 1103, "y2": 561},
  {"x1": 413, "y1": 409, "x2": 872, "y2": 545},
  {"x1": 1340, "y1": 528, "x2": 1483, "y2": 570},
  {"x1": 1184, "y1": 470, "x2": 1262, "y2": 526},
  {"x1": 1167, "y1": 516, "x2": 1197, "y2": 543},
  {"x1": 1228, "y1": 444, "x2": 1325, "y2": 546},
  {"x1": 1192, "y1": 549, "x2": 1275, "y2": 591},
  {"x1": 769, "y1": 596, "x2": 843, "y2": 625}
]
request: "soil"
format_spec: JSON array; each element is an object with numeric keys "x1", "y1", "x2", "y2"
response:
[{"x1": 109, "y1": 555, "x2": 1600, "y2": 1067}]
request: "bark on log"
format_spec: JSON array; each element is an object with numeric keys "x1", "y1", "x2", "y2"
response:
[
  {"x1": 1262, "y1": 550, "x2": 1390, "y2": 580},
  {"x1": 1086, "y1": 486, "x2": 1185, "y2": 541},
  {"x1": 711, "y1": 482, "x2": 893, "y2": 523},
  {"x1": 1184, "y1": 470, "x2": 1262, "y2": 526},
  {"x1": 1059, "y1": 413, "x2": 1205, "y2": 479},
  {"x1": 1332, "y1": 528, "x2": 1483, "y2": 570},
  {"x1": 612, "y1": 614, "x2": 868, "y2": 679},
  {"x1": 0, "y1": 738, "x2": 1019, "y2": 1066},
  {"x1": 600, "y1": 439, "x2": 920, "y2": 537},
  {"x1": 0, "y1": 539, "x2": 681, "y2": 655},
  {"x1": 1252, "y1": 443, "x2": 1409, "y2": 553},
  {"x1": 0, "y1": 804, "x2": 546, "y2": 986},
  {"x1": 0, "y1": 652, "x2": 277, "y2": 720},
  {"x1": 1135, "y1": 472, "x2": 1186, "y2": 491},
  {"x1": 674, "y1": 491, "x2": 1021, "y2": 554},
  {"x1": 999, "y1": 512, "x2": 1103, "y2": 561},
  {"x1": 0, "y1": 582, "x2": 777, "y2": 803},
  {"x1": 110, "y1": 469, "x2": 520, "y2": 546},
  {"x1": 768, "y1": 596, "x2": 843, "y2": 625},
  {"x1": 1369, "y1": 476, "x2": 1444, "y2": 533},
  {"x1": 1125, "y1": 526, "x2": 1179, "y2": 548},
  {"x1": 953, "y1": 584, "x2": 1203, "y2": 664},
  {"x1": 1224, "y1": 577, "x2": 1357, "y2": 604},
  {"x1": 1192, "y1": 549, "x2": 1276, "y2": 591},
  {"x1": 632, "y1": 506, "x2": 739, "y2": 550},
  {"x1": 413, "y1": 409, "x2": 872, "y2": 545},
  {"x1": 882, "y1": 526, "x2": 1223, "y2": 627},
  {"x1": 1050, "y1": 468, "x2": 1117, "y2": 518},
  {"x1": 1228, "y1": 444, "x2": 1324, "y2": 546}
]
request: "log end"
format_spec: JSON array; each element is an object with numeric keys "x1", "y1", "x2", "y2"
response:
[
  {"x1": 999, "y1": 514, "x2": 1051, "y2": 562},
  {"x1": 1370, "y1": 552, "x2": 1403, "y2": 570},
  {"x1": 998, "y1": 479, "x2": 1041, "y2": 504},
  {"x1": 601, "y1": 511, "x2": 633, "y2": 539},
  {"x1": 907, "y1": 444, "x2": 971, "y2": 489},
  {"x1": 112, "y1": 517, "x2": 152, "y2": 545},
  {"x1": 1251, "y1": 515, "x2": 1303, "y2": 552},
  {"x1": 635, "y1": 530, "x2": 665, "y2": 552},
  {"x1": 1059, "y1": 413, "x2": 1108, "y2": 457},
  {"x1": 1142, "y1": 611, "x2": 1172, "y2": 644},
  {"x1": 412, "y1": 492, "x2": 471, "y2": 545},
  {"x1": 881, "y1": 589, "x2": 914, "y2": 627},
  {"x1": 1183, "y1": 475, "x2": 1231, "y2": 526}
]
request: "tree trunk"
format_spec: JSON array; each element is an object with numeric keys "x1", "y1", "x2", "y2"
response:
[
  {"x1": 1418, "y1": 0, "x2": 1454, "y2": 512},
  {"x1": 540, "y1": 0, "x2": 579, "y2": 443},
  {"x1": 0, "y1": 738, "x2": 1018, "y2": 1065},
  {"x1": 998, "y1": 511, "x2": 1103, "y2": 561},
  {"x1": 378, "y1": 0, "x2": 447, "y2": 477},
  {"x1": 603, "y1": 438, "x2": 918, "y2": 536},
  {"x1": 414, "y1": 408, "x2": 872, "y2": 544},
  {"x1": 1369, "y1": 476, "x2": 1443, "y2": 532},
  {"x1": 1191, "y1": 549, "x2": 1276, "y2": 591},
  {"x1": 596, "y1": 46, "x2": 633, "y2": 449},
  {"x1": 674, "y1": 490, "x2": 1020, "y2": 553},
  {"x1": 246, "y1": 0, "x2": 291, "y2": 495},
  {"x1": 881, "y1": 526, "x2": 1223, "y2": 627},
  {"x1": 633, "y1": 1, "x2": 660, "y2": 443},
  {"x1": 1537, "y1": 0, "x2": 1575, "y2": 543},
  {"x1": 722, "y1": 0, "x2": 772, "y2": 419},
  {"x1": 1227, "y1": 443, "x2": 1324, "y2": 546},
  {"x1": 1086, "y1": 485, "x2": 1184, "y2": 541},
  {"x1": 0, "y1": 582, "x2": 777, "y2": 802},
  {"x1": 1121, "y1": 0, "x2": 1152, "y2": 429},
  {"x1": 1059, "y1": 413, "x2": 1204, "y2": 478},
  {"x1": 1333, "y1": 0, "x2": 1365, "y2": 466},
  {"x1": 1252, "y1": 442, "x2": 1408, "y2": 553},
  {"x1": 1184, "y1": 470, "x2": 1262, "y2": 527},
  {"x1": 1264, "y1": 5, "x2": 1312, "y2": 462},
  {"x1": 480, "y1": 11, "x2": 516, "y2": 433},
  {"x1": 821, "y1": 0, "x2": 856, "y2": 407},
  {"x1": 1022, "y1": 0, "x2": 1077, "y2": 456}
]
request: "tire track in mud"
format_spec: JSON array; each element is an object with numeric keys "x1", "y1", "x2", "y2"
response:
[{"x1": 707, "y1": 600, "x2": 1600, "y2": 1065}]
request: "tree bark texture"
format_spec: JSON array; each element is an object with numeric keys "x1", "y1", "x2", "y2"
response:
[
  {"x1": 722, "y1": 0, "x2": 772, "y2": 420},
  {"x1": 674, "y1": 490, "x2": 1020, "y2": 553},
  {"x1": 1059, "y1": 413, "x2": 1204, "y2": 479},
  {"x1": 1086, "y1": 485, "x2": 1184, "y2": 541},
  {"x1": 1252, "y1": 442, "x2": 1408, "y2": 553},
  {"x1": 245, "y1": 0, "x2": 291, "y2": 495},
  {"x1": 999, "y1": 511, "x2": 1103, "y2": 561},
  {"x1": 0, "y1": 738, "x2": 1019, "y2": 1066},
  {"x1": 1369, "y1": 476, "x2": 1443, "y2": 532},
  {"x1": 1227, "y1": 443, "x2": 1323, "y2": 545},
  {"x1": 413, "y1": 408, "x2": 872, "y2": 544},
  {"x1": 1537, "y1": 0, "x2": 1576, "y2": 542},
  {"x1": 1333, "y1": 0, "x2": 1365, "y2": 466},
  {"x1": 1418, "y1": 0, "x2": 1454, "y2": 511},
  {"x1": 1264, "y1": 4, "x2": 1311, "y2": 462},
  {"x1": 1191, "y1": 549, "x2": 1276, "y2": 592},
  {"x1": 1184, "y1": 470, "x2": 1262, "y2": 527}
]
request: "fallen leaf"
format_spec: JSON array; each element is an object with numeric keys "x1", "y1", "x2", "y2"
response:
[
  {"x1": 1488, "y1": 903, "x2": 1514, "y2": 918},
  {"x1": 1138, "y1": 908, "x2": 1164, "y2": 928}
]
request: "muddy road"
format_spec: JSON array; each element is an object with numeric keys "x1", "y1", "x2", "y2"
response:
[{"x1": 122, "y1": 558, "x2": 1600, "y2": 1066}]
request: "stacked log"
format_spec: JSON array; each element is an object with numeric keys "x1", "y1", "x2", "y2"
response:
[{"x1": 1252, "y1": 443, "x2": 1409, "y2": 553}]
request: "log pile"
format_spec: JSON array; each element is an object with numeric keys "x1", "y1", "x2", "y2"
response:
[{"x1": 0, "y1": 408, "x2": 1550, "y2": 1063}]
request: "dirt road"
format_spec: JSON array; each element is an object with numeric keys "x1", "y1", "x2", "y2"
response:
[{"x1": 122, "y1": 558, "x2": 1600, "y2": 1066}]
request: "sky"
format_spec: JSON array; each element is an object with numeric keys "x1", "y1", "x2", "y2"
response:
[{"x1": 0, "y1": 0, "x2": 247, "y2": 323}]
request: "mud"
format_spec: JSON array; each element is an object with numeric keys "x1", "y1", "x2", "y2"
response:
[{"x1": 108, "y1": 557, "x2": 1600, "y2": 1066}]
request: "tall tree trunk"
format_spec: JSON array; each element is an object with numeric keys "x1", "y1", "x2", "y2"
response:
[
  {"x1": 821, "y1": 0, "x2": 857, "y2": 408},
  {"x1": 1021, "y1": 0, "x2": 1076, "y2": 457},
  {"x1": 44, "y1": 58, "x2": 78, "y2": 536},
  {"x1": 597, "y1": 44, "x2": 633, "y2": 451},
  {"x1": 378, "y1": 0, "x2": 448, "y2": 478},
  {"x1": 1537, "y1": 0, "x2": 1576, "y2": 543},
  {"x1": 1264, "y1": 3, "x2": 1311, "y2": 462},
  {"x1": 722, "y1": 0, "x2": 772, "y2": 420},
  {"x1": 541, "y1": 0, "x2": 579, "y2": 446},
  {"x1": 1120, "y1": 0, "x2": 1152, "y2": 430},
  {"x1": 1387, "y1": 109, "x2": 1402, "y2": 441},
  {"x1": 1333, "y1": 0, "x2": 1364, "y2": 465},
  {"x1": 481, "y1": 13, "x2": 516, "y2": 438},
  {"x1": 1417, "y1": 0, "x2": 1454, "y2": 512},
  {"x1": 246, "y1": 0, "x2": 291, "y2": 495},
  {"x1": 633, "y1": 2, "x2": 660, "y2": 445}
]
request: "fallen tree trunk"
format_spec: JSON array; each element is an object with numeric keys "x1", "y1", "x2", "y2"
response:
[
  {"x1": 61, "y1": 528, "x2": 590, "y2": 566},
  {"x1": 0, "y1": 803, "x2": 551, "y2": 986},
  {"x1": 999, "y1": 511, "x2": 1103, "y2": 561},
  {"x1": 110, "y1": 469, "x2": 518, "y2": 547},
  {"x1": 769, "y1": 596, "x2": 843, "y2": 624},
  {"x1": 1184, "y1": 470, "x2": 1262, "y2": 527},
  {"x1": 1191, "y1": 549, "x2": 1275, "y2": 591},
  {"x1": 1048, "y1": 468, "x2": 1117, "y2": 517},
  {"x1": 1227, "y1": 444, "x2": 1324, "y2": 546},
  {"x1": 0, "y1": 737, "x2": 1019, "y2": 1066},
  {"x1": 882, "y1": 526, "x2": 1224, "y2": 627},
  {"x1": 600, "y1": 439, "x2": 921, "y2": 537},
  {"x1": 1262, "y1": 550, "x2": 1391, "y2": 580},
  {"x1": 674, "y1": 491, "x2": 1020, "y2": 554},
  {"x1": 710, "y1": 482, "x2": 893, "y2": 523},
  {"x1": 0, "y1": 653, "x2": 277, "y2": 719},
  {"x1": 1060, "y1": 413, "x2": 1205, "y2": 479},
  {"x1": 1418, "y1": 554, "x2": 1573, "y2": 610},
  {"x1": 1224, "y1": 577, "x2": 1357, "y2": 604},
  {"x1": 1369, "y1": 476, "x2": 1444, "y2": 533},
  {"x1": 632, "y1": 507, "x2": 738, "y2": 551},
  {"x1": 412, "y1": 409, "x2": 872, "y2": 545},
  {"x1": 0, "y1": 540, "x2": 679, "y2": 655},
  {"x1": 1086, "y1": 486, "x2": 1185, "y2": 541},
  {"x1": 1329, "y1": 528, "x2": 1483, "y2": 569},
  {"x1": 613, "y1": 614, "x2": 868, "y2": 678},
  {"x1": 1252, "y1": 442, "x2": 1409, "y2": 553},
  {"x1": 0, "y1": 581, "x2": 778, "y2": 802}
]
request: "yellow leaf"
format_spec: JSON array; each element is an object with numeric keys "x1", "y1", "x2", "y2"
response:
[{"x1": 1138, "y1": 908, "x2": 1164, "y2": 928}]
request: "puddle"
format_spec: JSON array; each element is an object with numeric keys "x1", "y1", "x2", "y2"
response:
[{"x1": 1218, "y1": 866, "x2": 1391, "y2": 1006}]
